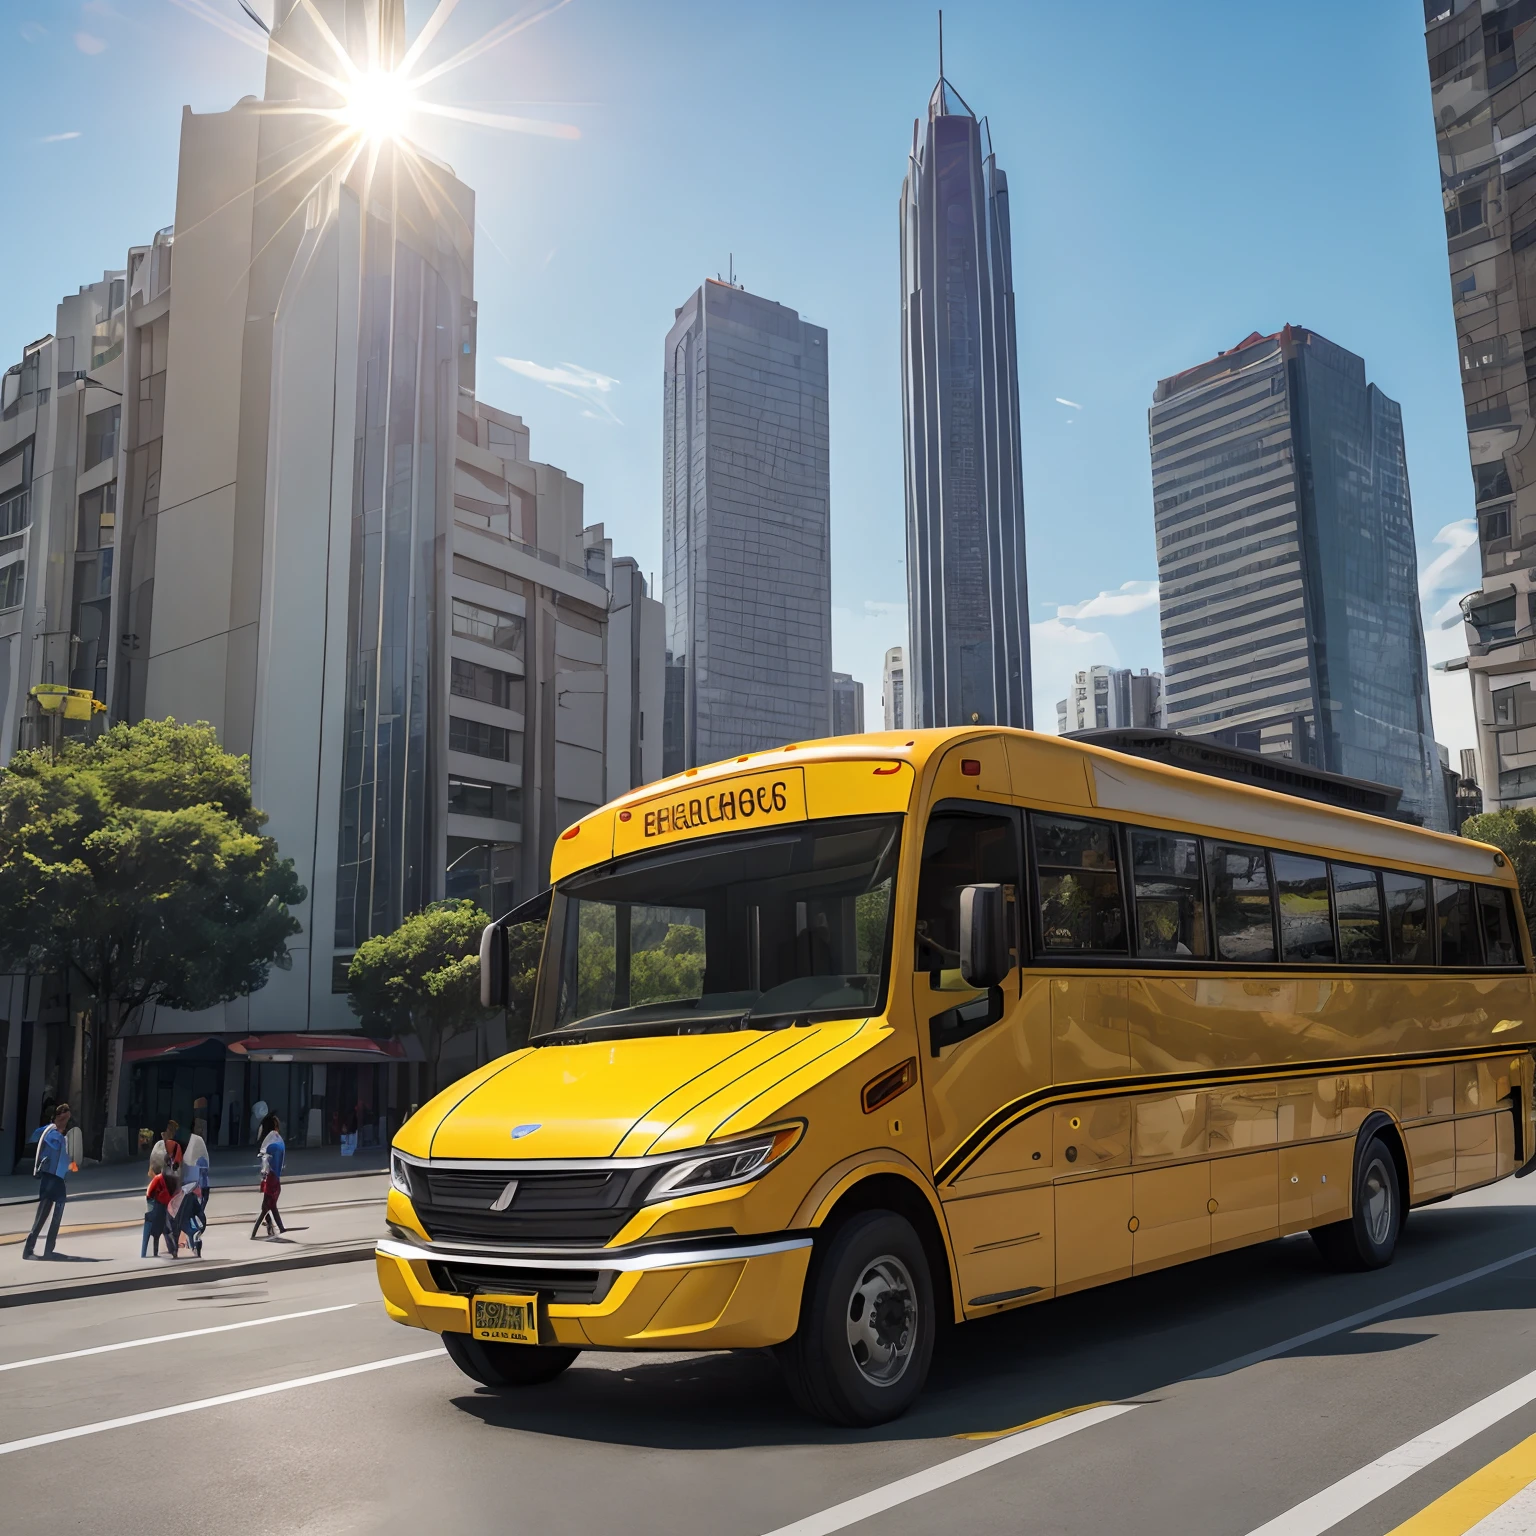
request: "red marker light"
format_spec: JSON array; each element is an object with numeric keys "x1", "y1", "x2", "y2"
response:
[
  {"x1": 560, "y1": 824, "x2": 581, "y2": 840},
  {"x1": 961, "y1": 759, "x2": 981, "y2": 777},
  {"x1": 873, "y1": 765, "x2": 900, "y2": 776},
  {"x1": 618, "y1": 810, "x2": 632, "y2": 822}
]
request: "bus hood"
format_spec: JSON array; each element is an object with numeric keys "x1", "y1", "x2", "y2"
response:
[{"x1": 422, "y1": 1021, "x2": 880, "y2": 1162}]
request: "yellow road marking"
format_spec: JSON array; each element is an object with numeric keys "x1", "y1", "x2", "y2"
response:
[
  {"x1": 955, "y1": 1400, "x2": 1112, "y2": 1441},
  {"x1": 1384, "y1": 1430, "x2": 1536, "y2": 1535}
]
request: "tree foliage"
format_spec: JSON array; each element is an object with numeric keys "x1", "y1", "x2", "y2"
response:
[
  {"x1": 348, "y1": 899, "x2": 493, "y2": 1090},
  {"x1": 0, "y1": 719, "x2": 305, "y2": 1022},
  {"x1": 1462, "y1": 807, "x2": 1536, "y2": 923}
]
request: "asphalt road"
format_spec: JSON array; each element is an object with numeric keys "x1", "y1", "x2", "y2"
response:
[{"x1": 6, "y1": 1178, "x2": 1536, "y2": 1535}]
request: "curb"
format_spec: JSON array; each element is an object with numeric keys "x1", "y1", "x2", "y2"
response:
[
  {"x1": 0, "y1": 1165, "x2": 390, "y2": 1208},
  {"x1": 0, "y1": 1240, "x2": 377, "y2": 1308}
]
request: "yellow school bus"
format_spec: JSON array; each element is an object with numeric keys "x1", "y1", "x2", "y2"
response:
[{"x1": 375, "y1": 727, "x2": 1535, "y2": 1424}]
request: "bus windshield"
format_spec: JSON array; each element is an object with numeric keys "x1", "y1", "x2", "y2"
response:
[{"x1": 533, "y1": 814, "x2": 902, "y2": 1041}]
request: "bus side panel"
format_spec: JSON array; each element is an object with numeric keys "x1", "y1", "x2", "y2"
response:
[{"x1": 1055, "y1": 1175, "x2": 1131, "y2": 1294}]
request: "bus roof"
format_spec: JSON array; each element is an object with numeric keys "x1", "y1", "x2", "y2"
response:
[{"x1": 554, "y1": 727, "x2": 1509, "y2": 887}]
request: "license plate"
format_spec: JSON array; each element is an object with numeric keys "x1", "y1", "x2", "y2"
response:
[{"x1": 471, "y1": 1292, "x2": 539, "y2": 1344}]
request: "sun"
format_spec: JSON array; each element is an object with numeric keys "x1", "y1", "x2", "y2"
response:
[{"x1": 339, "y1": 68, "x2": 416, "y2": 144}]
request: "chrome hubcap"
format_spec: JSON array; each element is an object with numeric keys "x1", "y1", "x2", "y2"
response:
[
  {"x1": 845, "y1": 1254, "x2": 917, "y2": 1386},
  {"x1": 1362, "y1": 1158, "x2": 1393, "y2": 1246}
]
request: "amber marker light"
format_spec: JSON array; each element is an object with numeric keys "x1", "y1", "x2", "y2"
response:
[{"x1": 862, "y1": 1058, "x2": 917, "y2": 1114}]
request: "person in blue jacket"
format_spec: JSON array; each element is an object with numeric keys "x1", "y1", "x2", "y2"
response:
[
  {"x1": 250, "y1": 1113, "x2": 287, "y2": 1239},
  {"x1": 23, "y1": 1103, "x2": 73, "y2": 1260}
]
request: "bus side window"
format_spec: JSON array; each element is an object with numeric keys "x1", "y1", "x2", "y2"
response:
[
  {"x1": 1331, "y1": 863, "x2": 1386, "y2": 963},
  {"x1": 915, "y1": 811, "x2": 1019, "y2": 976},
  {"x1": 1204, "y1": 841, "x2": 1276, "y2": 962},
  {"x1": 1273, "y1": 853, "x2": 1335, "y2": 963},
  {"x1": 1477, "y1": 885, "x2": 1523, "y2": 966},
  {"x1": 1434, "y1": 879, "x2": 1480, "y2": 967},
  {"x1": 1129, "y1": 829, "x2": 1207, "y2": 958},
  {"x1": 1383, "y1": 872, "x2": 1432, "y2": 963},
  {"x1": 1031, "y1": 814, "x2": 1128, "y2": 953}
]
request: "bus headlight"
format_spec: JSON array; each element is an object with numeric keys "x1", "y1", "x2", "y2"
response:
[
  {"x1": 645, "y1": 1124, "x2": 804, "y2": 1203},
  {"x1": 390, "y1": 1152, "x2": 414, "y2": 1199}
]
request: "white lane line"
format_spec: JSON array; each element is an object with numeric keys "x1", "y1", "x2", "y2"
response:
[
  {"x1": 1243, "y1": 1365, "x2": 1536, "y2": 1536},
  {"x1": 758, "y1": 1403, "x2": 1137, "y2": 1536},
  {"x1": 0, "y1": 1350, "x2": 440, "y2": 1456},
  {"x1": 1194, "y1": 1241, "x2": 1536, "y2": 1379},
  {"x1": 0, "y1": 1304, "x2": 359, "y2": 1373}
]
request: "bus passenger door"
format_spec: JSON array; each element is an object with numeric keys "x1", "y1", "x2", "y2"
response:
[{"x1": 913, "y1": 797, "x2": 1054, "y2": 1316}]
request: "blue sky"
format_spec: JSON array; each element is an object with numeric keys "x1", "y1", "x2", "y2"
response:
[{"x1": 0, "y1": 0, "x2": 1481, "y2": 753}]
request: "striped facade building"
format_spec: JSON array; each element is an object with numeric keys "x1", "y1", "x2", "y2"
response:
[{"x1": 1150, "y1": 326, "x2": 1444, "y2": 829}]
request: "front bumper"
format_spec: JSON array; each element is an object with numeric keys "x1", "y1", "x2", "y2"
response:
[{"x1": 375, "y1": 1233, "x2": 813, "y2": 1351}]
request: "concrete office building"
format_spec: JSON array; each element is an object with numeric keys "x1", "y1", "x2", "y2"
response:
[
  {"x1": 0, "y1": 0, "x2": 662, "y2": 1159},
  {"x1": 831, "y1": 672, "x2": 865, "y2": 736},
  {"x1": 1056, "y1": 665, "x2": 1166, "y2": 735},
  {"x1": 1151, "y1": 326, "x2": 1443, "y2": 829},
  {"x1": 661, "y1": 280, "x2": 832, "y2": 770},
  {"x1": 882, "y1": 644, "x2": 906, "y2": 730},
  {"x1": 1424, "y1": 7, "x2": 1536, "y2": 810},
  {"x1": 900, "y1": 66, "x2": 1031, "y2": 730}
]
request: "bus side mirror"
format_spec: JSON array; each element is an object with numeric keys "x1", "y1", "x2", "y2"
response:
[
  {"x1": 480, "y1": 921, "x2": 508, "y2": 1008},
  {"x1": 959, "y1": 884, "x2": 1009, "y2": 989}
]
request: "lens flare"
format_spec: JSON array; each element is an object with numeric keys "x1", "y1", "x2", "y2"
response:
[{"x1": 340, "y1": 68, "x2": 415, "y2": 143}]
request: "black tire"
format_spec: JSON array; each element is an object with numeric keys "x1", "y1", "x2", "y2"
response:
[
  {"x1": 442, "y1": 1330, "x2": 580, "y2": 1388},
  {"x1": 1311, "y1": 1134, "x2": 1402, "y2": 1271},
  {"x1": 775, "y1": 1210, "x2": 936, "y2": 1427}
]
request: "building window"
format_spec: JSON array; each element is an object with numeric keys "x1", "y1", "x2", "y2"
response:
[
  {"x1": 0, "y1": 561, "x2": 23, "y2": 610},
  {"x1": 1474, "y1": 460, "x2": 1513, "y2": 503},
  {"x1": 451, "y1": 656, "x2": 521, "y2": 710},
  {"x1": 452, "y1": 596, "x2": 524, "y2": 654},
  {"x1": 83, "y1": 405, "x2": 119, "y2": 471},
  {"x1": 77, "y1": 482, "x2": 116, "y2": 551},
  {"x1": 449, "y1": 716, "x2": 514, "y2": 761},
  {"x1": 0, "y1": 488, "x2": 28, "y2": 538},
  {"x1": 448, "y1": 775, "x2": 521, "y2": 822},
  {"x1": 1481, "y1": 502, "x2": 1512, "y2": 543}
]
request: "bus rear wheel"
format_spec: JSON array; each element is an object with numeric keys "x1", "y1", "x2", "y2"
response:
[
  {"x1": 442, "y1": 1331, "x2": 580, "y2": 1388},
  {"x1": 1311, "y1": 1134, "x2": 1402, "y2": 1271},
  {"x1": 776, "y1": 1209, "x2": 936, "y2": 1426}
]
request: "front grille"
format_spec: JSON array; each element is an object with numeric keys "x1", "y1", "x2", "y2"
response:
[
  {"x1": 412, "y1": 1164, "x2": 655, "y2": 1248},
  {"x1": 428, "y1": 1261, "x2": 615, "y2": 1305}
]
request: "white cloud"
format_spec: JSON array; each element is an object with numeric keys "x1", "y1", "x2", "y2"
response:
[
  {"x1": 1054, "y1": 397, "x2": 1083, "y2": 410},
  {"x1": 495, "y1": 356, "x2": 622, "y2": 424},
  {"x1": 1056, "y1": 579, "x2": 1160, "y2": 621},
  {"x1": 1030, "y1": 616, "x2": 1110, "y2": 649},
  {"x1": 1418, "y1": 518, "x2": 1478, "y2": 599},
  {"x1": 40, "y1": 131, "x2": 80, "y2": 143},
  {"x1": 73, "y1": 30, "x2": 105, "y2": 53}
]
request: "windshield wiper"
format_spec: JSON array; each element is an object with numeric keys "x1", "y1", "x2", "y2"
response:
[{"x1": 534, "y1": 1006, "x2": 752, "y2": 1044}]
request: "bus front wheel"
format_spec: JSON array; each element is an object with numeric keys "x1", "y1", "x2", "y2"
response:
[
  {"x1": 442, "y1": 1331, "x2": 580, "y2": 1388},
  {"x1": 776, "y1": 1209, "x2": 936, "y2": 1426},
  {"x1": 1310, "y1": 1134, "x2": 1402, "y2": 1271}
]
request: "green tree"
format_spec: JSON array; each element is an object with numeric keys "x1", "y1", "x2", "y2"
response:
[
  {"x1": 1462, "y1": 807, "x2": 1536, "y2": 924},
  {"x1": 348, "y1": 899, "x2": 494, "y2": 1093},
  {"x1": 0, "y1": 719, "x2": 305, "y2": 1152}
]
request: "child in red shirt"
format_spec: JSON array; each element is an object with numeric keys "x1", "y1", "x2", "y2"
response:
[{"x1": 141, "y1": 1170, "x2": 179, "y2": 1259}]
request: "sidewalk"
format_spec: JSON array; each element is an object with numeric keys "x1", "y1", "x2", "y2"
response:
[
  {"x1": 0, "y1": 1143, "x2": 390, "y2": 1205},
  {"x1": 0, "y1": 1173, "x2": 388, "y2": 1306}
]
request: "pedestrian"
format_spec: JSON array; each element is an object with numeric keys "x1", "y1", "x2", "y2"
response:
[
  {"x1": 251, "y1": 1113, "x2": 287, "y2": 1240},
  {"x1": 149, "y1": 1120, "x2": 184, "y2": 1178},
  {"x1": 175, "y1": 1127, "x2": 211, "y2": 1257},
  {"x1": 142, "y1": 1166, "x2": 179, "y2": 1258},
  {"x1": 22, "y1": 1103, "x2": 73, "y2": 1261}
]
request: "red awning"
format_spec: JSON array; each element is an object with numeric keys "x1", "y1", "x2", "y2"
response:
[
  {"x1": 228, "y1": 1034, "x2": 406, "y2": 1064},
  {"x1": 122, "y1": 1035, "x2": 223, "y2": 1063}
]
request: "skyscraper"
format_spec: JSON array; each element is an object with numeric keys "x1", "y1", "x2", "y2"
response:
[
  {"x1": 900, "y1": 63, "x2": 1030, "y2": 729},
  {"x1": 882, "y1": 644, "x2": 906, "y2": 729},
  {"x1": 1151, "y1": 326, "x2": 1444, "y2": 828},
  {"x1": 1055, "y1": 666, "x2": 1166, "y2": 734},
  {"x1": 1424, "y1": 9, "x2": 1536, "y2": 811},
  {"x1": 831, "y1": 672, "x2": 865, "y2": 736},
  {"x1": 661, "y1": 280, "x2": 832, "y2": 771}
]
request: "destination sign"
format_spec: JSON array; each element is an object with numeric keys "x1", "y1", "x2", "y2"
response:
[{"x1": 613, "y1": 766, "x2": 807, "y2": 854}]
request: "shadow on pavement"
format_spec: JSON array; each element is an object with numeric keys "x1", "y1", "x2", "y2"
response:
[{"x1": 446, "y1": 1201, "x2": 1536, "y2": 1451}]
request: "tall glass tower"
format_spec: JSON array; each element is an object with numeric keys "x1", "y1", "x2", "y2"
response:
[{"x1": 900, "y1": 69, "x2": 1031, "y2": 730}]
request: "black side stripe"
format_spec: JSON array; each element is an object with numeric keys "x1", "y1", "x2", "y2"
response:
[{"x1": 934, "y1": 1042, "x2": 1533, "y2": 1185}]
